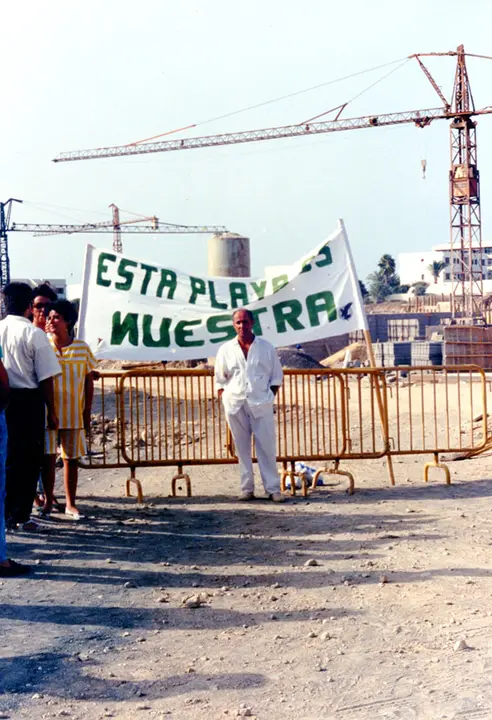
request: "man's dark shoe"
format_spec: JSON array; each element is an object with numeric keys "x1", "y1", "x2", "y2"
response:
[{"x1": 0, "y1": 559, "x2": 31, "y2": 577}]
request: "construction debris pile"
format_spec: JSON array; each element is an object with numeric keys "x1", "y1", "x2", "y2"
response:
[{"x1": 276, "y1": 348, "x2": 323, "y2": 370}]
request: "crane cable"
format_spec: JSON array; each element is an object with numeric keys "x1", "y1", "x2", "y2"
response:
[
  {"x1": 300, "y1": 58, "x2": 411, "y2": 124},
  {"x1": 127, "y1": 56, "x2": 409, "y2": 146}
]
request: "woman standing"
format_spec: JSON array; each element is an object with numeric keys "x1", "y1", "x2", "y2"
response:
[{"x1": 41, "y1": 301, "x2": 96, "y2": 520}]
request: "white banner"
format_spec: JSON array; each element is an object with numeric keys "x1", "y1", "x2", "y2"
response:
[{"x1": 78, "y1": 220, "x2": 368, "y2": 360}]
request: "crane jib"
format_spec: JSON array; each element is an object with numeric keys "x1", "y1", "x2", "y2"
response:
[
  {"x1": 52, "y1": 107, "x2": 492, "y2": 163},
  {"x1": 9, "y1": 223, "x2": 228, "y2": 235}
]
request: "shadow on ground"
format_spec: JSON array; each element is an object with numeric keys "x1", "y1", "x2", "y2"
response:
[{"x1": 0, "y1": 650, "x2": 265, "y2": 703}]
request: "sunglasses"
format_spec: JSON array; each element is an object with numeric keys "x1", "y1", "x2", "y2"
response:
[{"x1": 33, "y1": 302, "x2": 50, "y2": 311}]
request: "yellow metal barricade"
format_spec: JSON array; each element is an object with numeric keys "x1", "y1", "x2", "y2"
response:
[
  {"x1": 281, "y1": 368, "x2": 390, "y2": 495},
  {"x1": 336, "y1": 369, "x2": 389, "y2": 459},
  {"x1": 275, "y1": 370, "x2": 347, "y2": 460},
  {"x1": 382, "y1": 365, "x2": 488, "y2": 455},
  {"x1": 382, "y1": 365, "x2": 488, "y2": 483},
  {"x1": 79, "y1": 372, "x2": 128, "y2": 469},
  {"x1": 118, "y1": 369, "x2": 235, "y2": 497},
  {"x1": 79, "y1": 364, "x2": 489, "y2": 501},
  {"x1": 274, "y1": 369, "x2": 348, "y2": 495}
]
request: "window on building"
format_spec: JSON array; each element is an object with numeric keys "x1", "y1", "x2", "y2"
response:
[{"x1": 445, "y1": 273, "x2": 450, "y2": 280}]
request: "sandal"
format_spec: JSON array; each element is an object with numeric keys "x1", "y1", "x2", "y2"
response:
[
  {"x1": 65, "y1": 509, "x2": 85, "y2": 521},
  {"x1": 20, "y1": 519, "x2": 46, "y2": 532}
]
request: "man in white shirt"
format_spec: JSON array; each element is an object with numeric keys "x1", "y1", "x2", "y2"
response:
[
  {"x1": 0, "y1": 350, "x2": 30, "y2": 575},
  {"x1": 215, "y1": 308, "x2": 284, "y2": 502},
  {"x1": 0, "y1": 283, "x2": 61, "y2": 530}
]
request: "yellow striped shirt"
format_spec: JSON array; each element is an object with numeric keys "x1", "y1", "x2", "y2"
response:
[{"x1": 48, "y1": 337, "x2": 96, "y2": 429}]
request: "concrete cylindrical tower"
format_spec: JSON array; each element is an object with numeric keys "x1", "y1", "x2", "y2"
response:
[{"x1": 208, "y1": 232, "x2": 251, "y2": 278}]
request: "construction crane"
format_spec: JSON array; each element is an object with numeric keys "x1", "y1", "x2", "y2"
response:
[
  {"x1": 53, "y1": 45, "x2": 492, "y2": 319},
  {"x1": 29, "y1": 203, "x2": 160, "y2": 253},
  {"x1": 109, "y1": 203, "x2": 158, "y2": 253},
  {"x1": 0, "y1": 200, "x2": 227, "y2": 288},
  {"x1": 0, "y1": 199, "x2": 22, "y2": 295}
]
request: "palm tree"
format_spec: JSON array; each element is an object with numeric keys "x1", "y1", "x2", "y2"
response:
[
  {"x1": 428, "y1": 260, "x2": 446, "y2": 284},
  {"x1": 367, "y1": 271, "x2": 392, "y2": 303},
  {"x1": 377, "y1": 254, "x2": 396, "y2": 282}
]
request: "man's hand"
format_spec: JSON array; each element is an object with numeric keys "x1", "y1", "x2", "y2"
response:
[
  {"x1": 218, "y1": 389, "x2": 224, "y2": 399},
  {"x1": 47, "y1": 409, "x2": 59, "y2": 431},
  {"x1": 40, "y1": 377, "x2": 58, "y2": 431}
]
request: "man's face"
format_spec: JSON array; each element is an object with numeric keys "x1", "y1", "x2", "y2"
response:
[
  {"x1": 32, "y1": 295, "x2": 52, "y2": 331},
  {"x1": 233, "y1": 310, "x2": 254, "y2": 340}
]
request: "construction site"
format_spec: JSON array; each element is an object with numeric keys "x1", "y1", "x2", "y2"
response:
[{"x1": 4, "y1": 3, "x2": 492, "y2": 717}]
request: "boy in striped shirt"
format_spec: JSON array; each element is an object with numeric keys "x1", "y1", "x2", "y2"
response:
[{"x1": 42, "y1": 300, "x2": 96, "y2": 520}]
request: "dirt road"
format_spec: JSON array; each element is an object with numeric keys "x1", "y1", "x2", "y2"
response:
[{"x1": 1, "y1": 453, "x2": 492, "y2": 719}]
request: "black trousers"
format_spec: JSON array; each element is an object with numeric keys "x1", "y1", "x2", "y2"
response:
[{"x1": 4, "y1": 388, "x2": 45, "y2": 525}]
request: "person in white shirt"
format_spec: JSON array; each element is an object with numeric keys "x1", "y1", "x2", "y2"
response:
[
  {"x1": 0, "y1": 283, "x2": 61, "y2": 530},
  {"x1": 215, "y1": 308, "x2": 284, "y2": 502},
  {"x1": 0, "y1": 350, "x2": 30, "y2": 576}
]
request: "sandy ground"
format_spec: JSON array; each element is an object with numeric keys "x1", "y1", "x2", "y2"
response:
[{"x1": 2, "y1": 448, "x2": 492, "y2": 720}]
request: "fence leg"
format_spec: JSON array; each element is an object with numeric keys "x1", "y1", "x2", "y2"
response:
[
  {"x1": 313, "y1": 460, "x2": 355, "y2": 495},
  {"x1": 287, "y1": 461, "x2": 296, "y2": 496},
  {"x1": 363, "y1": 330, "x2": 396, "y2": 487},
  {"x1": 125, "y1": 467, "x2": 144, "y2": 504},
  {"x1": 287, "y1": 460, "x2": 306, "y2": 496},
  {"x1": 171, "y1": 464, "x2": 192, "y2": 497},
  {"x1": 424, "y1": 452, "x2": 451, "y2": 485},
  {"x1": 279, "y1": 461, "x2": 298, "y2": 496},
  {"x1": 280, "y1": 461, "x2": 288, "y2": 493},
  {"x1": 297, "y1": 461, "x2": 308, "y2": 497},
  {"x1": 279, "y1": 461, "x2": 300, "y2": 496},
  {"x1": 386, "y1": 454, "x2": 396, "y2": 487}
]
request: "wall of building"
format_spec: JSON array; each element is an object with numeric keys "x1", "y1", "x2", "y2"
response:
[
  {"x1": 362, "y1": 312, "x2": 452, "y2": 342},
  {"x1": 398, "y1": 245, "x2": 492, "y2": 294},
  {"x1": 398, "y1": 251, "x2": 440, "y2": 286}
]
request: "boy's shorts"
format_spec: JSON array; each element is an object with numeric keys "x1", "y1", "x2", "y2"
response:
[{"x1": 45, "y1": 429, "x2": 87, "y2": 460}]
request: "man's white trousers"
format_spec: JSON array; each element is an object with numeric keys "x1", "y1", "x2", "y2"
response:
[{"x1": 226, "y1": 402, "x2": 280, "y2": 495}]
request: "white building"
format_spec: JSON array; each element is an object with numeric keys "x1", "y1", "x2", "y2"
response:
[
  {"x1": 13, "y1": 278, "x2": 67, "y2": 298},
  {"x1": 66, "y1": 283, "x2": 82, "y2": 301},
  {"x1": 398, "y1": 242, "x2": 492, "y2": 293}
]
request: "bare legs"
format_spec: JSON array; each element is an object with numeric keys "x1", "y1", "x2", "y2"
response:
[
  {"x1": 41, "y1": 456, "x2": 79, "y2": 515},
  {"x1": 41, "y1": 455, "x2": 56, "y2": 514},
  {"x1": 64, "y1": 459, "x2": 79, "y2": 515}
]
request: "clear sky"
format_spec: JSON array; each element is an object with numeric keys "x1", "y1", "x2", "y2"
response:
[{"x1": 2, "y1": 0, "x2": 492, "y2": 285}]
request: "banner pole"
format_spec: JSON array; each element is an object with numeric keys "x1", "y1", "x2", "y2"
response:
[
  {"x1": 77, "y1": 244, "x2": 94, "y2": 342},
  {"x1": 338, "y1": 219, "x2": 395, "y2": 486}
]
